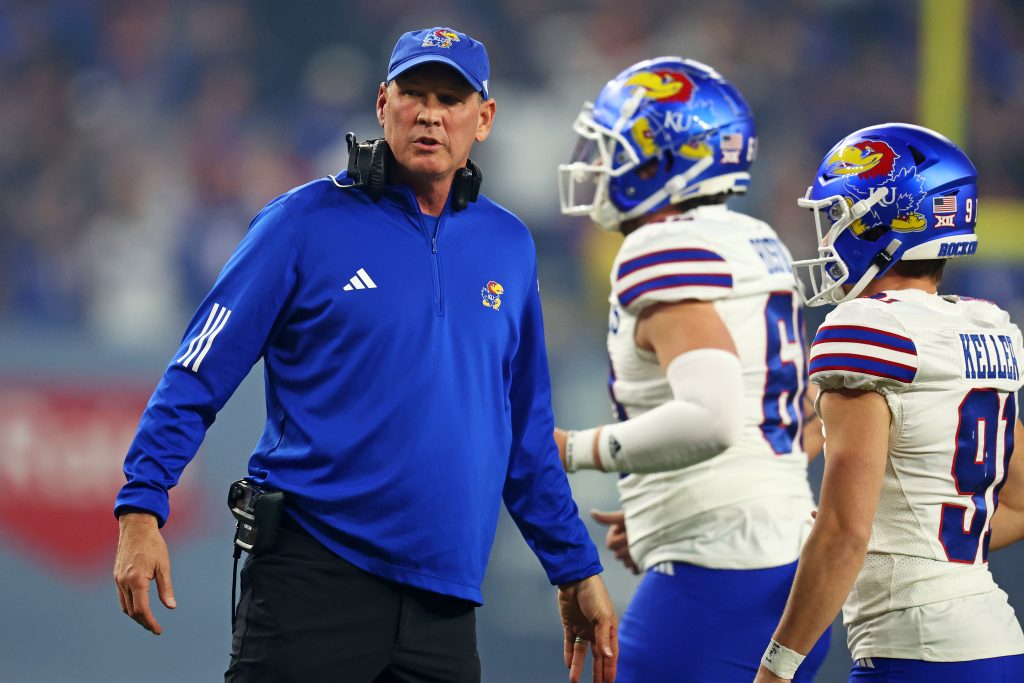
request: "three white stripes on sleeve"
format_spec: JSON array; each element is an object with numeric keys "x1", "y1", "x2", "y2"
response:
[
  {"x1": 177, "y1": 268, "x2": 374, "y2": 373},
  {"x1": 177, "y1": 302, "x2": 232, "y2": 372}
]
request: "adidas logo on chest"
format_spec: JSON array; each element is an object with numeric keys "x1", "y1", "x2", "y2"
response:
[{"x1": 343, "y1": 268, "x2": 377, "y2": 291}]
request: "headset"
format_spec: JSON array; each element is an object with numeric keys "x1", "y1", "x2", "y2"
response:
[{"x1": 334, "y1": 132, "x2": 482, "y2": 211}]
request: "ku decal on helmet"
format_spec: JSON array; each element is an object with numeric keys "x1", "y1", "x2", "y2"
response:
[
  {"x1": 792, "y1": 123, "x2": 979, "y2": 307},
  {"x1": 558, "y1": 57, "x2": 757, "y2": 231}
]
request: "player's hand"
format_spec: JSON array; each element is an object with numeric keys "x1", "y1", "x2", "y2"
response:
[
  {"x1": 558, "y1": 574, "x2": 618, "y2": 683},
  {"x1": 590, "y1": 510, "x2": 638, "y2": 575},
  {"x1": 554, "y1": 427, "x2": 569, "y2": 470},
  {"x1": 753, "y1": 665, "x2": 790, "y2": 682},
  {"x1": 113, "y1": 511, "x2": 176, "y2": 635}
]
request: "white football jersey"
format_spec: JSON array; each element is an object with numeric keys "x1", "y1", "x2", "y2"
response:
[
  {"x1": 609, "y1": 204, "x2": 816, "y2": 570},
  {"x1": 809, "y1": 288, "x2": 1024, "y2": 661}
]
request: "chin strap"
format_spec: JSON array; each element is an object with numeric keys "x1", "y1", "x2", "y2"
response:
[
  {"x1": 834, "y1": 237, "x2": 902, "y2": 304},
  {"x1": 594, "y1": 154, "x2": 716, "y2": 231}
]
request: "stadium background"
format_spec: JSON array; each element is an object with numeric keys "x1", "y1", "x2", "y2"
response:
[{"x1": 1, "y1": 1, "x2": 1022, "y2": 680}]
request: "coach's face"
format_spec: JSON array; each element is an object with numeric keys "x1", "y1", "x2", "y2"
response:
[{"x1": 377, "y1": 62, "x2": 494, "y2": 185}]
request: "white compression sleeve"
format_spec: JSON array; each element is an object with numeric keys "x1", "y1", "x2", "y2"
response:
[{"x1": 566, "y1": 348, "x2": 744, "y2": 474}]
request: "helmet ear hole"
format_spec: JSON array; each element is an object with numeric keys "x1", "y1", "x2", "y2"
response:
[
  {"x1": 635, "y1": 157, "x2": 661, "y2": 180},
  {"x1": 859, "y1": 224, "x2": 889, "y2": 242},
  {"x1": 907, "y1": 144, "x2": 926, "y2": 166}
]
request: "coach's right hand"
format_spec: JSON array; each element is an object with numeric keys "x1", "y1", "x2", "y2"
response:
[{"x1": 114, "y1": 511, "x2": 176, "y2": 635}]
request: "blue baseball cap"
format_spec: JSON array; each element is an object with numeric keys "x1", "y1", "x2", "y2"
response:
[{"x1": 386, "y1": 27, "x2": 490, "y2": 100}]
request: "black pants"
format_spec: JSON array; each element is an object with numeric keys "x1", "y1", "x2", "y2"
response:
[{"x1": 226, "y1": 515, "x2": 480, "y2": 683}]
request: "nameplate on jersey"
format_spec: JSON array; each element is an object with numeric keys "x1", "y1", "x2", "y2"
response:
[
  {"x1": 749, "y1": 237, "x2": 791, "y2": 275},
  {"x1": 958, "y1": 331, "x2": 1020, "y2": 383}
]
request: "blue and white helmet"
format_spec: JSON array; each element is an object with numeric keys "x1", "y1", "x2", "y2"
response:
[
  {"x1": 558, "y1": 57, "x2": 757, "y2": 232},
  {"x1": 792, "y1": 123, "x2": 979, "y2": 307}
]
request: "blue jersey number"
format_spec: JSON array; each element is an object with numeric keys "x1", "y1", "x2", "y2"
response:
[
  {"x1": 761, "y1": 291, "x2": 805, "y2": 454},
  {"x1": 939, "y1": 389, "x2": 1016, "y2": 563}
]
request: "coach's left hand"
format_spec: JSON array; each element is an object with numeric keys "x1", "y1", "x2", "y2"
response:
[{"x1": 558, "y1": 574, "x2": 618, "y2": 683}]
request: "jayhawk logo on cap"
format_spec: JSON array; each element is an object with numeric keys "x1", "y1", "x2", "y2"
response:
[
  {"x1": 481, "y1": 281, "x2": 503, "y2": 310},
  {"x1": 422, "y1": 28, "x2": 460, "y2": 48}
]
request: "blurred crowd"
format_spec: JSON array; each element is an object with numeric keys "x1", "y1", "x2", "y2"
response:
[{"x1": 1, "y1": 0, "x2": 1021, "y2": 349}]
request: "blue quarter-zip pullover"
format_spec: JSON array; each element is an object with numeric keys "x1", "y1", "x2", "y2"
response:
[{"x1": 115, "y1": 174, "x2": 601, "y2": 602}]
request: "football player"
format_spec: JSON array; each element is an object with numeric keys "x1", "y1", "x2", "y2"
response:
[
  {"x1": 755, "y1": 123, "x2": 1024, "y2": 683},
  {"x1": 555, "y1": 57, "x2": 830, "y2": 682}
]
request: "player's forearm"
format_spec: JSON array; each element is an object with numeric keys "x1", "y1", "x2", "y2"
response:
[
  {"x1": 566, "y1": 400, "x2": 738, "y2": 473},
  {"x1": 771, "y1": 521, "x2": 868, "y2": 655},
  {"x1": 772, "y1": 389, "x2": 888, "y2": 656},
  {"x1": 565, "y1": 349, "x2": 743, "y2": 473}
]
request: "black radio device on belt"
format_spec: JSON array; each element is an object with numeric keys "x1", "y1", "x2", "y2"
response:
[
  {"x1": 333, "y1": 132, "x2": 482, "y2": 211},
  {"x1": 228, "y1": 477, "x2": 284, "y2": 554},
  {"x1": 227, "y1": 478, "x2": 284, "y2": 623}
]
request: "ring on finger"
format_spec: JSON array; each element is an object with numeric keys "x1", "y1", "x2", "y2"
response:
[{"x1": 574, "y1": 636, "x2": 585, "y2": 644}]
